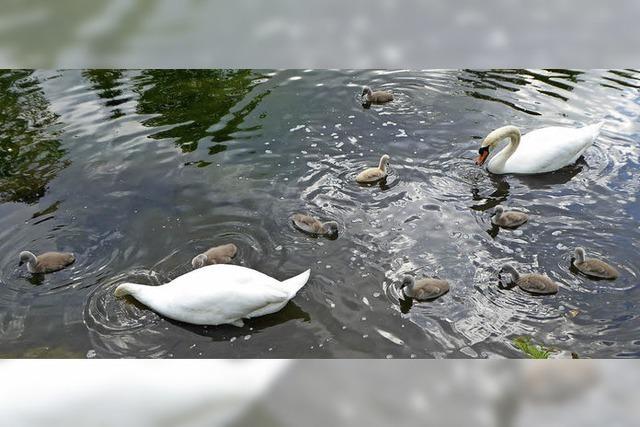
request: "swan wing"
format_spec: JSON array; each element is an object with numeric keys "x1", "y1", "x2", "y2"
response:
[
  {"x1": 152, "y1": 281, "x2": 289, "y2": 325},
  {"x1": 496, "y1": 124, "x2": 600, "y2": 174},
  {"x1": 356, "y1": 167, "x2": 385, "y2": 182},
  {"x1": 169, "y1": 264, "x2": 282, "y2": 288},
  {"x1": 292, "y1": 214, "x2": 322, "y2": 233},
  {"x1": 149, "y1": 265, "x2": 289, "y2": 325}
]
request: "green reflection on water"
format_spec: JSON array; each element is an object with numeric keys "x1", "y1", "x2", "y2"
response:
[
  {"x1": 133, "y1": 69, "x2": 265, "y2": 152},
  {"x1": 0, "y1": 70, "x2": 69, "y2": 204}
]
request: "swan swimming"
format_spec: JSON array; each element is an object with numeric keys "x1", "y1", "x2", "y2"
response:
[
  {"x1": 356, "y1": 154, "x2": 390, "y2": 183},
  {"x1": 399, "y1": 275, "x2": 449, "y2": 301},
  {"x1": 192, "y1": 243, "x2": 238, "y2": 268},
  {"x1": 491, "y1": 205, "x2": 528, "y2": 228},
  {"x1": 475, "y1": 123, "x2": 604, "y2": 174},
  {"x1": 19, "y1": 250, "x2": 75, "y2": 274},
  {"x1": 291, "y1": 213, "x2": 339, "y2": 237},
  {"x1": 361, "y1": 86, "x2": 394, "y2": 104},
  {"x1": 115, "y1": 264, "x2": 311, "y2": 327},
  {"x1": 572, "y1": 247, "x2": 619, "y2": 279},
  {"x1": 500, "y1": 264, "x2": 559, "y2": 295}
]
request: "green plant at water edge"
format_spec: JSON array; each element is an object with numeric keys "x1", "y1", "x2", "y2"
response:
[{"x1": 513, "y1": 336, "x2": 550, "y2": 359}]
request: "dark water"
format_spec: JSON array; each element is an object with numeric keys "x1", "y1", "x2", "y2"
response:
[{"x1": 0, "y1": 69, "x2": 638, "y2": 358}]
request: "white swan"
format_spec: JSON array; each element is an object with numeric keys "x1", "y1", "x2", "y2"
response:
[
  {"x1": 114, "y1": 264, "x2": 311, "y2": 327},
  {"x1": 475, "y1": 122, "x2": 604, "y2": 174}
]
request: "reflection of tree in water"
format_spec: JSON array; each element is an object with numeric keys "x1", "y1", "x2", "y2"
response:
[
  {"x1": 133, "y1": 69, "x2": 268, "y2": 157},
  {"x1": 0, "y1": 70, "x2": 69, "y2": 204},
  {"x1": 82, "y1": 70, "x2": 127, "y2": 119},
  {"x1": 458, "y1": 69, "x2": 584, "y2": 115}
]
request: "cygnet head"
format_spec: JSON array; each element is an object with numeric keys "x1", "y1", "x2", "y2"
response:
[
  {"x1": 494, "y1": 205, "x2": 504, "y2": 217},
  {"x1": 574, "y1": 247, "x2": 586, "y2": 264},
  {"x1": 323, "y1": 221, "x2": 339, "y2": 237},
  {"x1": 379, "y1": 154, "x2": 390, "y2": 170},
  {"x1": 18, "y1": 251, "x2": 36, "y2": 266},
  {"x1": 191, "y1": 253, "x2": 208, "y2": 269},
  {"x1": 399, "y1": 276, "x2": 415, "y2": 295},
  {"x1": 500, "y1": 263, "x2": 520, "y2": 282},
  {"x1": 362, "y1": 86, "x2": 372, "y2": 97}
]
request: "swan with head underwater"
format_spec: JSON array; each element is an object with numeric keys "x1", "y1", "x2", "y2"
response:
[
  {"x1": 114, "y1": 264, "x2": 311, "y2": 327},
  {"x1": 474, "y1": 122, "x2": 604, "y2": 174}
]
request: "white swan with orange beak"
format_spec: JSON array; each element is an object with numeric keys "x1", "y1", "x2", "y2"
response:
[{"x1": 475, "y1": 123, "x2": 603, "y2": 174}]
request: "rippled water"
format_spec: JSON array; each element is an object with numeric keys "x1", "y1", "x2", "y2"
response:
[{"x1": 0, "y1": 69, "x2": 638, "y2": 358}]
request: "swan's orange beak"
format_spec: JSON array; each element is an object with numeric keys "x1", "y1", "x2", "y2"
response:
[{"x1": 475, "y1": 146, "x2": 490, "y2": 166}]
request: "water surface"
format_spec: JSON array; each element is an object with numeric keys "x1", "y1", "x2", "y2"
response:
[{"x1": 0, "y1": 69, "x2": 638, "y2": 358}]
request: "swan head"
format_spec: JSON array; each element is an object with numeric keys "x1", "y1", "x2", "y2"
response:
[
  {"x1": 500, "y1": 263, "x2": 520, "y2": 282},
  {"x1": 191, "y1": 254, "x2": 209, "y2": 269},
  {"x1": 475, "y1": 146, "x2": 491, "y2": 166},
  {"x1": 322, "y1": 221, "x2": 339, "y2": 237},
  {"x1": 399, "y1": 275, "x2": 415, "y2": 296},
  {"x1": 362, "y1": 86, "x2": 372, "y2": 97},
  {"x1": 114, "y1": 283, "x2": 138, "y2": 298},
  {"x1": 379, "y1": 154, "x2": 390, "y2": 170},
  {"x1": 493, "y1": 205, "x2": 504, "y2": 218},
  {"x1": 574, "y1": 247, "x2": 586, "y2": 264},
  {"x1": 475, "y1": 125, "x2": 521, "y2": 166},
  {"x1": 18, "y1": 250, "x2": 36, "y2": 266}
]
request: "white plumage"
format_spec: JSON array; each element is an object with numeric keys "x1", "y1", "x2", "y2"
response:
[
  {"x1": 477, "y1": 122, "x2": 603, "y2": 174},
  {"x1": 114, "y1": 264, "x2": 311, "y2": 327}
]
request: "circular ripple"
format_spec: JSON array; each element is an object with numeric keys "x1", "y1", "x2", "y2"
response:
[{"x1": 84, "y1": 269, "x2": 164, "y2": 334}]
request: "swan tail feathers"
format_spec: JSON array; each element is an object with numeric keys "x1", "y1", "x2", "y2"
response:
[
  {"x1": 588, "y1": 121, "x2": 605, "y2": 137},
  {"x1": 280, "y1": 269, "x2": 311, "y2": 298}
]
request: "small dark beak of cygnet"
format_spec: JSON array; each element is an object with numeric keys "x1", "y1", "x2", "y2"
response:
[
  {"x1": 475, "y1": 146, "x2": 490, "y2": 166},
  {"x1": 18, "y1": 260, "x2": 23, "y2": 266}
]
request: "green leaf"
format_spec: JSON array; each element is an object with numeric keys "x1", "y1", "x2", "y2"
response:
[{"x1": 513, "y1": 336, "x2": 550, "y2": 359}]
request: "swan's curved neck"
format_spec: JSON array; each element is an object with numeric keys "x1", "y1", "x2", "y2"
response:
[
  {"x1": 20, "y1": 251, "x2": 37, "y2": 272},
  {"x1": 379, "y1": 158, "x2": 388, "y2": 171},
  {"x1": 488, "y1": 126, "x2": 521, "y2": 168},
  {"x1": 401, "y1": 278, "x2": 415, "y2": 295},
  {"x1": 502, "y1": 265, "x2": 520, "y2": 282},
  {"x1": 115, "y1": 283, "x2": 145, "y2": 298}
]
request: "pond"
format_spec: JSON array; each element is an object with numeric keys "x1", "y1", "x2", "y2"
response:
[{"x1": 0, "y1": 69, "x2": 638, "y2": 358}]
